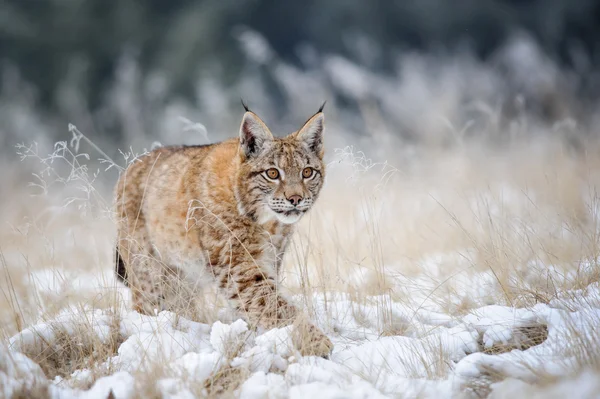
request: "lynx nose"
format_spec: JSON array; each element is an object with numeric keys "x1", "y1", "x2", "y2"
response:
[{"x1": 287, "y1": 195, "x2": 303, "y2": 206}]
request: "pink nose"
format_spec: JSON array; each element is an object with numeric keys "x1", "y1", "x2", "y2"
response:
[{"x1": 287, "y1": 195, "x2": 303, "y2": 206}]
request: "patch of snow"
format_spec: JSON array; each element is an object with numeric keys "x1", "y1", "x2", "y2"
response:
[
  {"x1": 81, "y1": 372, "x2": 135, "y2": 399},
  {"x1": 238, "y1": 371, "x2": 287, "y2": 399},
  {"x1": 9, "y1": 308, "x2": 116, "y2": 355},
  {"x1": 156, "y1": 378, "x2": 196, "y2": 399},
  {"x1": 489, "y1": 369, "x2": 600, "y2": 399},
  {"x1": 4, "y1": 263, "x2": 600, "y2": 398},
  {"x1": 116, "y1": 311, "x2": 213, "y2": 372},
  {"x1": 232, "y1": 326, "x2": 293, "y2": 373},
  {"x1": 463, "y1": 305, "x2": 538, "y2": 348},
  {"x1": 210, "y1": 319, "x2": 250, "y2": 355},
  {"x1": 172, "y1": 352, "x2": 223, "y2": 382},
  {"x1": 0, "y1": 350, "x2": 47, "y2": 399}
]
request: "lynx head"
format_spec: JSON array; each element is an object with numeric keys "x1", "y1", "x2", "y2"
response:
[{"x1": 235, "y1": 104, "x2": 326, "y2": 224}]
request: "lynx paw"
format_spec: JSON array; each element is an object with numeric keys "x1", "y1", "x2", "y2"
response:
[{"x1": 293, "y1": 322, "x2": 334, "y2": 358}]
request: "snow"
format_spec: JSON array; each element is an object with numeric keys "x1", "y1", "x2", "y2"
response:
[
  {"x1": 81, "y1": 372, "x2": 135, "y2": 399},
  {"x1": 2, "y1": 266, "x2": 600, "y2": 398},
  {"x1": 0, "y1": 350, "x2": 47, "y2": 398},
  {"x1": 9, "y1": 307, "x2": 117, "y2": 357},
  {"x1": 210, "y1": 319, "x2": 250, "y2": 355},
  {"x1": 489, "y1": 370, "x2": 600, "y2": 398},
  {"x1": 239, "y1": 372, "x2": 287, "y2": 399},
  {"x1": 462, "y1": 305, "x2": 538, "y2": 348},
  {"x1": 453, "y1": 302, "x2": 600, "y2": 390},
  {"x1": 231, "y1": 326, "x2": 294, "y2": 373}
]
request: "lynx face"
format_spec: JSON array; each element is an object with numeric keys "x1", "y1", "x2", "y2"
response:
[{"x1": 236, "y1": 109, "x2": 325, "y2": 224}]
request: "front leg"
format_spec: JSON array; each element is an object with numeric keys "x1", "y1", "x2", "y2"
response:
[
  {"x1": 212, "y1": 250, "x2": 332, "y2": 357},
  {"x1": 274, "y1": 236, "x2": 290, "y2": 275},
  {"x1": 215, "y1": 261, "x2": 295, "y2": 328}
]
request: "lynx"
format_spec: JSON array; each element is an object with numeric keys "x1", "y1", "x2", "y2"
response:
[{"x1": 115, "y1": 103, "x2": 332, "y2": 357}]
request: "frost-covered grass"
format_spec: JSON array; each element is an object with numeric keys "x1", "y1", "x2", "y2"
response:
[{"x1": 2, "y1": 124, "x2": 600, "y2": 398}]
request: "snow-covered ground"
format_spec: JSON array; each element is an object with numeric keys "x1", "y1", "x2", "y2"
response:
[{"x1": 3, "y1": 264, "x2": 600, "y2": 398}]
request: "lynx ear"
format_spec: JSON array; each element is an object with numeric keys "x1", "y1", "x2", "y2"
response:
[
  {"x1": 295, "y1": 109, "x2": 325, "y2": 158},
  {"x1": 239, "y1": 111, "x2": 274, "y2": 159}
]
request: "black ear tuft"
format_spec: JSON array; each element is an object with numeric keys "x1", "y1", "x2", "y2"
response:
[
  {"x1": 241, "y1": 98, "x2": 250, "y2": 112},
  {"x1": 318, "y1": 101, "x2": 327, "y2": 113},
  {"x1": 239, "y1": 112, "x2": 274, "y2": 158},
  {"x1": 296, "y1": 111, "x2": 325, "y2": 157}
]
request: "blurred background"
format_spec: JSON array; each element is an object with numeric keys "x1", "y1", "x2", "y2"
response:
[{"x1": 2, "y1": 0, "x2": 600, "y2": 160}]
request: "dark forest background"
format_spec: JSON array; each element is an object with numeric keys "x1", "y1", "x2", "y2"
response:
[{"x1": 1, "y1": 0, "x2": 600, "y2": 150}]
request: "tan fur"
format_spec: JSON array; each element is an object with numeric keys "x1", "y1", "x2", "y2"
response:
[{"x1": 115, "y1": 108, "x2": 332, "y2": 356}]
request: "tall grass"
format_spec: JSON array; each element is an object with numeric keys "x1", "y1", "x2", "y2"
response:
[{"x1": 1, "y1": 32, "x2": 600, "y2": 397}]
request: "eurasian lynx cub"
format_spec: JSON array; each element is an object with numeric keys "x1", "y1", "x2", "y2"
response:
[{"x1": 115, "y1": 104, "x2": 332, "y2": 356}]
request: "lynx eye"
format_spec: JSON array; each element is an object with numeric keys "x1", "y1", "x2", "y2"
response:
[
  {"x1": 265, "y1": 168, "x2": 280, "y2": 180},
  {"x1": 302, "y1": 167, "x2": 314, "y2": 179}
]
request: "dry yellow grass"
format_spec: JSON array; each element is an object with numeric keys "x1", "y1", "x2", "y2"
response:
[{"x1": 1, "y1": 123, "x2": 600, "y2": 397}]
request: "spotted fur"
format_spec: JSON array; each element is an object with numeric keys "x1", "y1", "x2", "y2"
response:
[{"x1": 115, "y1": 107, "x2": 331, "y2": 356}]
